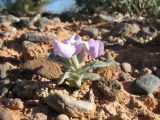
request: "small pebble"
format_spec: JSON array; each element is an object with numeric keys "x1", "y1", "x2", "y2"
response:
[
  {"x1": 8, "y1": 98, "x2": 24, "y2": 110},
  {"x1": 56, "y1": 114, "x2": 70, "y2": 120},
  {"x1": 121, "y1": 62, "x2": 132, "y2": 73},
  {"x1": 132, "y1": 74, "x2": 160, "y2": 95}
]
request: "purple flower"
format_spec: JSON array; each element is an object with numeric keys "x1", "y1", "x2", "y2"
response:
[
  {"x1": 53, "y1": 40, "x2": 76, "y2": 58},
  {"x1": 64, "y1": 34, "x2": 83, "y2": 55},
  {"x1": 64, "y1": 34, "x2": 82, "y2": 44},
  {"x1": 53, "y1": 35, "x2": 104, "y2": 59},
  {"x1": 53, "y1": 35, "x2": 84, "y2": 58},
  {"x1": 87, "y1": 39, "x2": 104, "y2": 58}
]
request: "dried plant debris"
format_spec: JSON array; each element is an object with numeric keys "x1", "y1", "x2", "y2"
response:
[{"x1": 97, "y1": 78, "x2": 122, "y2": 97}]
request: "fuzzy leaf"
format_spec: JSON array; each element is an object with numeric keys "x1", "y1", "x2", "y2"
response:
[
  {"x1": 83, "y1": 73, "x2": 100, "y2": 81},
  {"x1": 79, "y1": 60, "x2": 112, "y2": 74},
  {"x1": 79, "y1": 61, "x2": 96, "y2": 74},
  {"x1": 48, "y1": 53, "x2": 71, "y2": 68},
  {"x1": 65, "y1": 74, "x2": 83, "y2": 88},
  {"x1": 91, "y1": 60, "x2": 112, "y2": 69},
  {"x1": 57, "y1": 72, "x2": 80, "y2": 85}
]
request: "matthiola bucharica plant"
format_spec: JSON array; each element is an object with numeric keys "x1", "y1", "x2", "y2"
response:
[{"x1": 49, "y1": 34, "x2": 110, "y2": 88}]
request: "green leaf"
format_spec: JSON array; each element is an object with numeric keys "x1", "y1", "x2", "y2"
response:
[
  {"x1": 70, "y1": 55, "x2": 80, "y2": 70},
  {"x1": 65, "y1": 74, "x2": 83, "y2": 88},
  {"x1": 79, "y1": 60, "x2": 112, "y2": 74},
  {"x1": 83, "y1": 73, "x2": 100, "y2": 81},
  {"x1": 91, "y1": 60, "x2": 112, "y2": 69},
  {"x1": 57, "y1": 72, "x2": 80, "y2": 85},
  {"x1": 79, "y1": 61, "x2": 96, "y2": 74},
  {"x1": 48, "y1": 53, "x2": 71, "y2": 68}
]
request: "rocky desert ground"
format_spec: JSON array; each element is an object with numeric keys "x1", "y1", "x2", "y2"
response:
[{"x1": 0, "y1": 11, "x2": 160, "y2": 120}]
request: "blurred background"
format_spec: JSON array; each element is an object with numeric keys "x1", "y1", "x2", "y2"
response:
[{"x1": 0, "y1": 0, "x2": 160, "y2": 17}]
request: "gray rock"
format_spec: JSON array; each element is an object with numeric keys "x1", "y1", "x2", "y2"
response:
[
  {"x1": 36, "y1": 17, "x2": 54, "y2": 28},
  {"x1": 97, "y1": 79, "x2": 122, "y2": 97},
  {"x1": 0, "y1": 108, "x2": 14, "y2": 120},
  {"x1": 36, "y1": 17, "x2": 60, "y2": 32},
  {"x1": 45, "y1": 90, "x2": 96, "y2": 117},
  {"x1": 81, "y1": 27, "x2": 98, "y2": 38},
  {"x1": 112, "y1": 23, "x2": 140, "y2": 36},
  {"x1": 20, "y1": 32, "x2": 53, "y2": 42},
  {"x1": 0, "y1": 39, "x2": 4, "y2": 48},
  {"x1": 132, "y1": 74, "x2": 160, "y2": 95},
  {"x1": 8, "y1": 98, "x2": 24, "y2": 110}
]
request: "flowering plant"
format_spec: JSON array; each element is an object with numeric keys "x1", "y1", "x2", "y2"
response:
[{"x1": 49, "y1": 35, "x2": 111, "y2": 88}]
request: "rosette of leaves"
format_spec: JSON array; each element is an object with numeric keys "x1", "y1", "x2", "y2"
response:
[{"x1": 49, "y1": 53, "x2": 111, "y2": 88}]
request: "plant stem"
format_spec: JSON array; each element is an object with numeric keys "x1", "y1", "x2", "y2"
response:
[
  {"x1": 57, "y1": 72, "x2": 80, "y2": 85},
  {"x1": 75, "y1": 74, "x2": 84, "y2": 88},
  {"x1": 71, "y1": 55, "x2": 80, "y2": 70}
]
